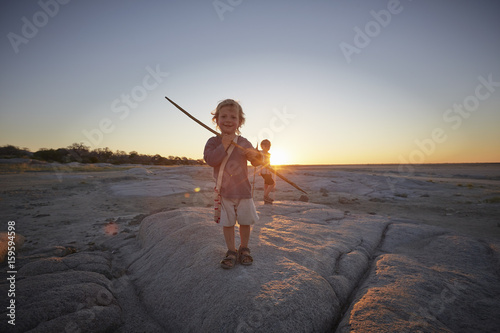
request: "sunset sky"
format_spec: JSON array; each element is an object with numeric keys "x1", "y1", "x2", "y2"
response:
[{"x1": 1, "y1": 0, "x2": 499, "y2": 165}]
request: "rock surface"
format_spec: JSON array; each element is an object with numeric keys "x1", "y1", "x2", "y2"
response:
[
  {"x1": 129, "y1": 202, "x2": 500, "y2": 332},
  {"x1": 0, "y1": 247, "x2": 122, "y2": 332},
  {"x1": 338, "y1": 221, "x2": 500, "y2": 332},
  {"x1": 1, "y1": 198, "x2": 499, "y2": 332},
  {"x1": 0, "y1": 240, "x2": 163, "y2": 333}
]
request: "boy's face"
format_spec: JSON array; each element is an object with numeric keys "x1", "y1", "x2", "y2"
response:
[
  {"x1": 261, "y1": 143, "x2": 270, "y2": 151},
  {"x1": 217, "y1": 106, "x2": 240, "y2": 135}
]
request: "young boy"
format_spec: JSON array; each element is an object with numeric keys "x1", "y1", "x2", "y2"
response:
[
  {"x1": 259, "y1": 139, "x2": 275, "y2": 204},
  {"x1": 203, "y1": 99, "x2": 262, "y2": 269}
]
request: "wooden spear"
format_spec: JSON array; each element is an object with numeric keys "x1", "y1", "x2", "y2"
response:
[{"x1": 252, "y1": 140, "x2": 258, "y2": 198}]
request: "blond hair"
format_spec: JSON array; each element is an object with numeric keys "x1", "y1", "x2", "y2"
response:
[{"x1": 211, "y1": 99, "x2": 246, "y2": 134}]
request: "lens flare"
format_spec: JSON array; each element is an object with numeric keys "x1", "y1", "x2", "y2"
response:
[
  {"x1": 104, "y1": 222, "x2": 119, "y2": 235},
  {"x1": 270, "y1": 149, "x2": 289, "y2": 165}
]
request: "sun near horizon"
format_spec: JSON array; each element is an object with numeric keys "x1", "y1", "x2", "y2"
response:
[{"x1": 269, "y1": 149, "x2": 290, "y2": 166}]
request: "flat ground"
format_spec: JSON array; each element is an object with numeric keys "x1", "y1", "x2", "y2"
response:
[{"x1": 1, "y1": 163, "x2": 499, "y2": 254}]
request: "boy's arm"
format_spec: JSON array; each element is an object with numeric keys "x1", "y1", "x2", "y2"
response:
[
  {"x1": 240, "y1": 138, "x2": 263, "y2": 166},
  {"x1": 204, "y1": 137, "x2": 227, "y2": 166},
  {"x1": 246, "y1": 149, "x2": 263, "y2": 167}
]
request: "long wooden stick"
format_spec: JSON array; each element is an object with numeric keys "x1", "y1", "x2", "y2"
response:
[
  {"x1": 165, "y1": 96, "x2": 307, "y2": 194},
  {"x1": 252, "y1": 140, "x2": 258, "y2": 198}
]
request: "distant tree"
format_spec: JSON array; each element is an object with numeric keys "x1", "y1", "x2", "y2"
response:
[
  {"x1": 108, "y1": 150, "x2": 128, "y2": 164},
  {"x1": 33, "y1": 148, "x2": 67, "y2": 163},
  {"x1": 152, "y1": 154, "x2": 170, "y2": 165},
  {"x1": 66, "y1": 142, "x2": 91, "y2": 162},
  {"x1": 0, "y1": 145, "x2": 30, "y2": 158},
  {"x1": 4, "y1": 143, "x2": 204, "y2": 166},
  {"x1": 67, "y1": 142, "x2": 90, "y2": 152},
  {"x1": 92, "y1": 147, "x2": 113, "y2": 162}
]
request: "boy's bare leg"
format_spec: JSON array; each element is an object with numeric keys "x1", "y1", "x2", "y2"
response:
[
  {"x1": 264, "y1": 183, "x2": 275, "y2": 202},
  {"x1": 239, "y1": 225, "x2": 251, "y2": 249},
  {"x1": 221, "y1": 226, "x2": 238, "y2": 268},
  {"x1": 223, "y1": 226, "x2": 236, "y2": 251},
  {"x1": 239, "y1": 225, "x2": 253, "y2": 265}
]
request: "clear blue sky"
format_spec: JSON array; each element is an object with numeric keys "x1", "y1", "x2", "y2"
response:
[{"x1": 1, "y1": 0, "x2": 499, "y2": 164}]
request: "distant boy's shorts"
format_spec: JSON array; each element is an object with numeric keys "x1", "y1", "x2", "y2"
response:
[
  {"x1": 261, "y1": 174, "x2": 275, "y2": 186},
  {"x1": 220, "y1": 197, "x2": 259, "y2": 227}
]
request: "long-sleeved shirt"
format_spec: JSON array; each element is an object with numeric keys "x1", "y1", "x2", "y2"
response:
[
  {"x1": 204, "y1": 136, "x2": 261, "y2": 199},
  {"x1": 260, "y1": 151, "x2": 271, "y2": 175}
]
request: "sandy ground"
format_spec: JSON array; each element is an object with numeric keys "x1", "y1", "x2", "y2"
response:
[{"x1": 1, "y1": 163, "x2": 499, "y2": 256}]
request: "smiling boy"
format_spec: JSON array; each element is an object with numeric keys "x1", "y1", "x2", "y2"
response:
[{"x1": 203, "y1": 99, "x2": 262, "y2": 269}]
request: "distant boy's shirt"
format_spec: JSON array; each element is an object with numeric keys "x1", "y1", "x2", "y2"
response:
[
  {"x1": 204, "y1": 136, "x2": 259, "y2": 199},
  {"x1": 260, "y1": 150, "x2": 271, "y2": 174}
]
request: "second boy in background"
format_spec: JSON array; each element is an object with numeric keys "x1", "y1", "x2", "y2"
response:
[{"x1": 259, "y1": 139, "x2": 275, "y2": 204}]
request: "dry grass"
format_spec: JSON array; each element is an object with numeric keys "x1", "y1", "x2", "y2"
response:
[
  {"x1": 484, "y1": 196, "x2": 500, "y2": 204},
  {"x1": 0, "y1": 163, "x2": 121, "y2": 174}
]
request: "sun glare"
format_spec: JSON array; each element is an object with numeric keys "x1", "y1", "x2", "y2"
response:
[{"x1": 270, "y1": 149, "x2": 289, "y2": 166}]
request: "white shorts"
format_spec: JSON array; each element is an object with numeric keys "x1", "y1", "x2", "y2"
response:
[{"x1": 220, "y1": 197, "x2": 259, "y2": 227}]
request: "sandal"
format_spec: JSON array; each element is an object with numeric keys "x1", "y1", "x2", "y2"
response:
[
  {"x1": 220, "y1": 250, "x2": 237, "y2": 269},
  {"x1": 238, "y1": 247, "x2": 253, "y2": 266},
  {"x1": 264, "y1": 195, "x2": 274, "y2": 205}
]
